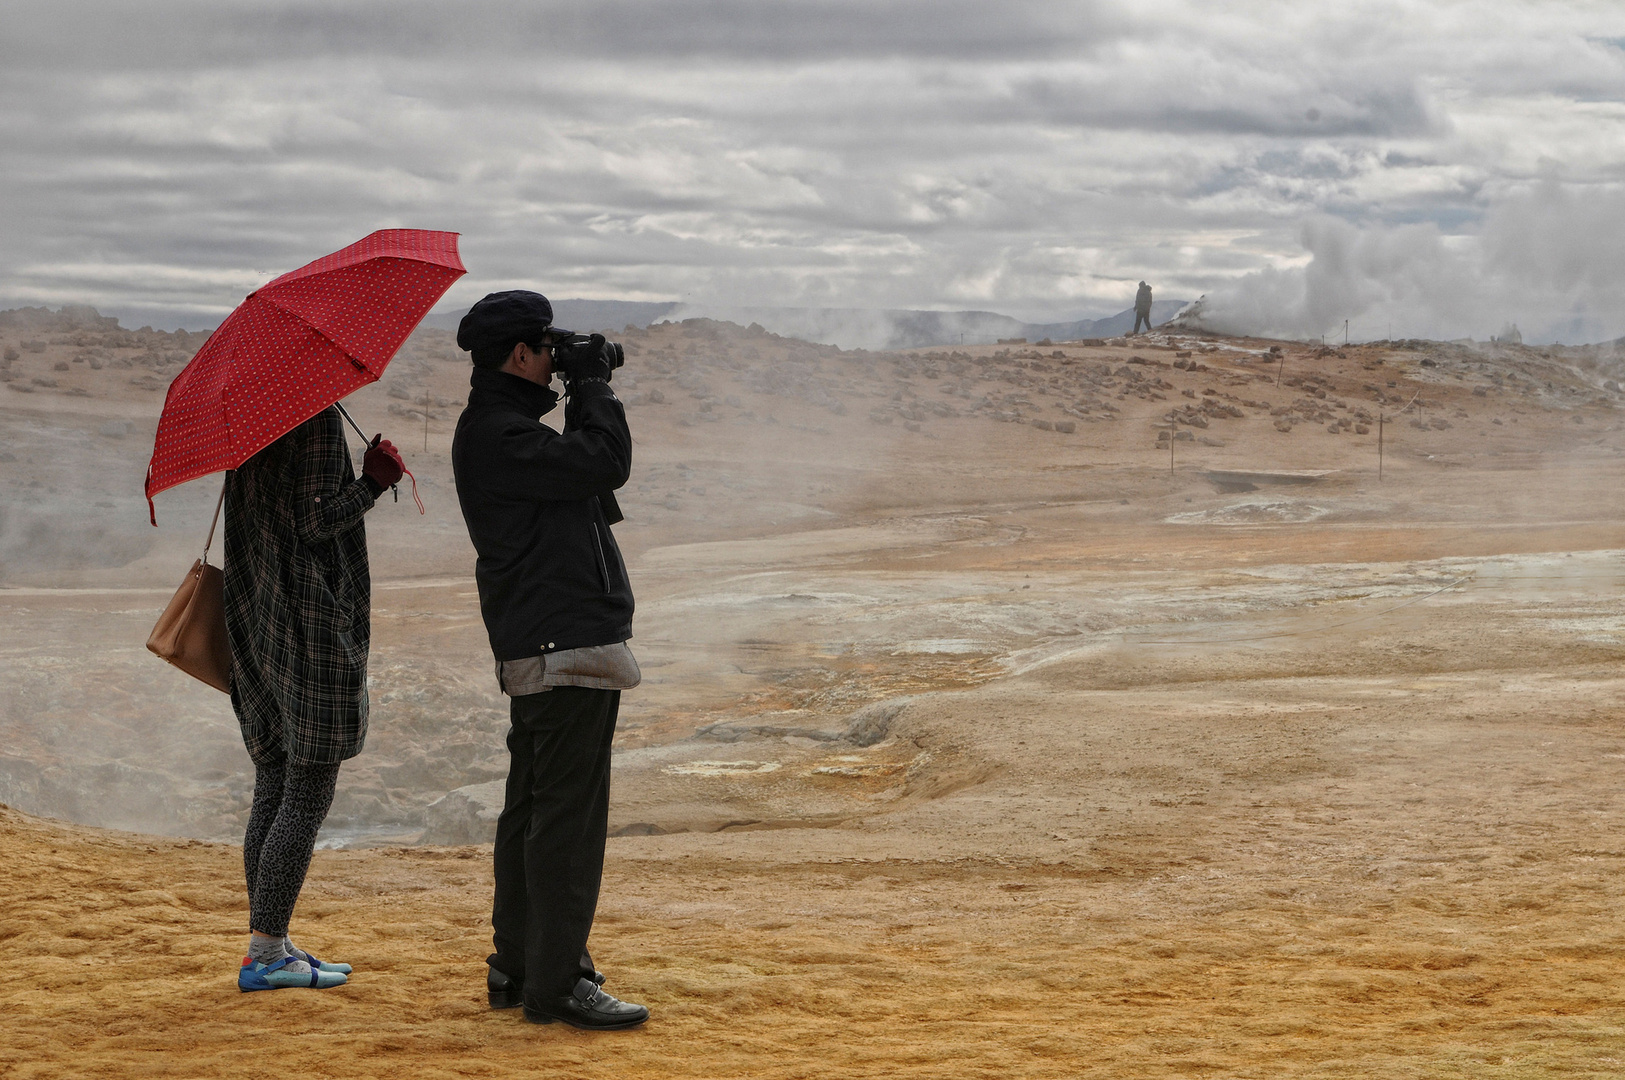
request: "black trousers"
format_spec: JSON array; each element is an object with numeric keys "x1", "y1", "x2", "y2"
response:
[
  {"x1": 488, "y1": 686, "x2": 619, "y2": 1001},
  {"x1": 1133, "y1": 311, "x2": 1152, "y2": 333}
]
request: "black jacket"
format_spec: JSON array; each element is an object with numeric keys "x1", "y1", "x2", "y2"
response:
[{"x1": 452, "y1": 367, "x2": 634, "y2": 662}]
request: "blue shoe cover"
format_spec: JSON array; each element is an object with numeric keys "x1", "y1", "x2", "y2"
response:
[
  {"x1": 287, "y1": 940, "x2": 353, "y2": 975},
  {"x1": 238, "y1": 956, "x2": 348, "y2": 991},
  {"x1": 307, "y1": 955, "x2": 353, "y2": 975}
]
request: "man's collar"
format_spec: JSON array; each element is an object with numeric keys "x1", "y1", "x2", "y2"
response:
[{"x1": 470, "y1": 365, "x2": 559, "y2": 417}]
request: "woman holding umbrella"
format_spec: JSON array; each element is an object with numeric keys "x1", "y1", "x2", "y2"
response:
[
  {"x1": 142, "y1": 229, "x2": 465, "y2": 990},
  {"x1": 229, "y1": 409, "x2": 404, "y2": 990}
]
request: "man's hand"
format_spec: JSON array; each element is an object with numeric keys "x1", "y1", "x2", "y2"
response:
[
  {"x1": 363, "y1": 436, "x2": 405, "y2": 489},
  {"x1": 558, "y1": 334, "x2": 617, "y2": 385}
]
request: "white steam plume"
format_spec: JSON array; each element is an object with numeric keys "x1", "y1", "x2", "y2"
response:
[{"x1": 1178, "y1": 182, "x2": 1625, "y2": 345}]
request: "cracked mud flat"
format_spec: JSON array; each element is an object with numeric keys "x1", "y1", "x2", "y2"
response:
[{"x1": 5, "y1": 317, "x2": 1625, "y2": 1076}]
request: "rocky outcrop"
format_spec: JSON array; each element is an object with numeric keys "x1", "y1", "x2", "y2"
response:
[{"x1": 421, "y1": 780, "x2": 507, "y2": 846}]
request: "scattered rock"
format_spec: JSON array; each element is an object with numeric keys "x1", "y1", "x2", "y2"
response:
[
  {"x1": 846, "y1": 699, "x2": 911, "y2": 746},
  {"x1": 421, "y1": 780, "x2": 506, "y2": 845},
  {"x1": 610, "y1": 822, "x2": 668, "y2": 837},
  {"x1": 663, "y1": 760, "x2": 781, "y2": 777},
  {"x1": 696, "y1": 721, "x2": 843, "y2": 744}
]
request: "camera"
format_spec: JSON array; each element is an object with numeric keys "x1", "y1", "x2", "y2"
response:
[{"x1": 548, "y1": 331, "x2": 624, "y2": 382}]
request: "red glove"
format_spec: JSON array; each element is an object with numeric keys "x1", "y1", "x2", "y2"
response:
[{"x1": 363, "y1": 436, "x2": 404, "y2": 489}]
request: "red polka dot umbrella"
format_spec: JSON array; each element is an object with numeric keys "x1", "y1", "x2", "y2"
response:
[{"x1": 144, "y1": 229, "x2": 466, "y2": 522}]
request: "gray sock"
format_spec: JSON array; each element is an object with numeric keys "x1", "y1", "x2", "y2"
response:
[
  {"x1": 249, "y1": 935, "x2": 286, "y2": 966},
  {"x1": 282, "y1": 937, "x2": 310, "y2": 963}
]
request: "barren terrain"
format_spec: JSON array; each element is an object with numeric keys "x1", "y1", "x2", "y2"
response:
[{"x1": 4, "y1": 309, "x2": 1625, "y2": 1076}]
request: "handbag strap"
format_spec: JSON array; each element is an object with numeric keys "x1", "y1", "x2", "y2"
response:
[{"x1": 202, "y1": 476, "x2": 226, "y2": 565}]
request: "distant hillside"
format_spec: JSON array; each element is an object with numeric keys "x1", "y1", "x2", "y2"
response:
[
  {"x1": 1021, "y1": 300, "x2": 1191, "y2": 345},
  {"x1": 0, "y1": 304, "x2": 122, "y2": 331},
  {"x1": 0, "y1": 299, "x2": 1192, "y2": 353},
  {"x1": 424, "y1": 299, "x2": 1190, "y2": 351}
]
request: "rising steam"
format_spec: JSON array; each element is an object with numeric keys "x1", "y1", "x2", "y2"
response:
[{"x1": 1176, "y1": 182, "x2": 1625, "y2": 345}]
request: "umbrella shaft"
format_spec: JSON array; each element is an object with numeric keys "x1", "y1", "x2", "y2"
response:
[
  {"x1": 335, "y1": 400, "x2": 399, "y2": 495},
  {"x1": 334, "y1": 402, "x2": 370, "y2": 446}
]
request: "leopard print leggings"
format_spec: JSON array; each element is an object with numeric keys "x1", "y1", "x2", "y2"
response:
[{"x1": 244, "y1": 760, "x2": 341, "y2": 936}]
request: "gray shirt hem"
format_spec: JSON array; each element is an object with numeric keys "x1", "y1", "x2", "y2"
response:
[{"x1": 496, "y1": 641, "x2": 641, "y2": 697}]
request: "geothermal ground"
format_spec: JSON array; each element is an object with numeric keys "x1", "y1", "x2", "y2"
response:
[{"x1": 4, "y1": 314, "x2": 1625, "y2": 1076}]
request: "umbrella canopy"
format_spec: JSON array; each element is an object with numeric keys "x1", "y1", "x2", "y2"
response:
[{"x1": 145, "y1": 229, "x2": 465, "y2": 521}]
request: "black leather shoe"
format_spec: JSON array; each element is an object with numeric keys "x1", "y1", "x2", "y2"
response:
[
  {"x1": 488, "y1": 967, "x2": 523, "y2": 1009},
  {"x1": 523, "y1": 977, "x2": 649, "y2": 1030},
  {"x1": 490, "y1": 966, "x2": 606, "y2": 1009}
]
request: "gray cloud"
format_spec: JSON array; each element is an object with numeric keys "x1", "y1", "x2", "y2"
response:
[
  {"x1": 1, "y1": 1, "x2": 1623, "y2": 335},
  {"x1": 1, "y1": 0, "x2": 1125, "y2": 66}
]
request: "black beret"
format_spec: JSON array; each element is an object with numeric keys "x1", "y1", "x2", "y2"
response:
[{"x1": 456, "y1": 290, "x2": 554, "y2": 354}]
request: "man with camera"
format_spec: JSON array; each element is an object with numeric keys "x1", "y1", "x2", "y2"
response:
[{"x1": 451, "y1": 290, "x2": 647, "y2": 1030}]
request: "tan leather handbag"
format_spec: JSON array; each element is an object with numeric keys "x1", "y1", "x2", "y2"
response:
[{"x1": 147, "y1": 480, "x2": 232, "y2": 693}]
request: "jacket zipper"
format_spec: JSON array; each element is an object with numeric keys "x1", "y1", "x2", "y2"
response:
[{"x1": 591, "y1": 523, "x2": 612, "y2": 595}]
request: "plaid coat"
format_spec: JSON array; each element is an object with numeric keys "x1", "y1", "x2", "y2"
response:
[{"x1": 224, "y1": 406, "x2": 375, "y2": 765}]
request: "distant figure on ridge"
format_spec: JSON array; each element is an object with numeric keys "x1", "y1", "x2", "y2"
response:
[{"x1": 1133, "y1": 281, "x2": 1154, "y2": 334}]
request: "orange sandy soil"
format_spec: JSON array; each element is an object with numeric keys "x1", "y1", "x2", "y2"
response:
[
  {"x1": 6, "y1": 686, "x2": 1625, "y2": 1080},
  {"x1": 8, "y1": 322, "x2": 1625, "y2": 1076}
]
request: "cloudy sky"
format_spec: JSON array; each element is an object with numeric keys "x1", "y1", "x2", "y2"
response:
[{"x1": 2, "y1": 0, "x2": 1624, "y2": 341}]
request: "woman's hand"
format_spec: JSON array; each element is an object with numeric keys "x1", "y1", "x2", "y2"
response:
[{"x1": 363, "y1": 436, "x2": 405, "y2": 489}]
